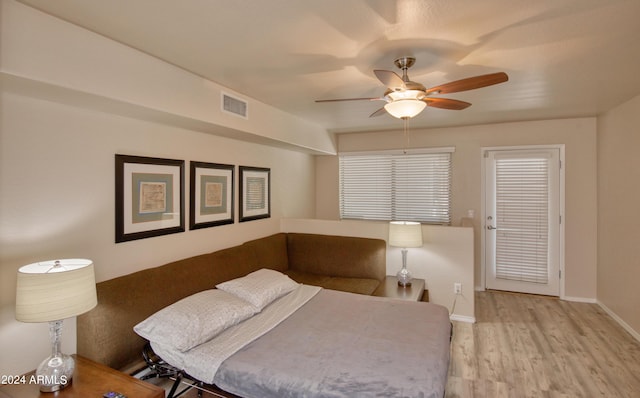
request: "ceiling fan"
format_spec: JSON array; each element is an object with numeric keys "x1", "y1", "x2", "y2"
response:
[{"x1": 315, "y1": 56, "x2": 508, "y2": 119}]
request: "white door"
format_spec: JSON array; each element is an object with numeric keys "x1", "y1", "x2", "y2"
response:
[{"x1": 484, "y1": 148, "x2": 561, "y2": 296}]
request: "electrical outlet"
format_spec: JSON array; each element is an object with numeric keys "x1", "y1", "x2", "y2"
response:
[{"x1": 454, "y1": 283, "x2": 462, "y2": 295}]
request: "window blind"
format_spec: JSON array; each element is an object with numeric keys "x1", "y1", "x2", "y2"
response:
[
  {"x1": 494, "y1": 155, "x2": 550, "y2": 284},
  {"x1": 339, "y1": 149, "x2": 452, "y2": 224}
]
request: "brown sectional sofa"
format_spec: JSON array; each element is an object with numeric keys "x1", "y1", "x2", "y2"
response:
[{"x1": 77, "y1": 232, "x2": 387, "y2": 373}]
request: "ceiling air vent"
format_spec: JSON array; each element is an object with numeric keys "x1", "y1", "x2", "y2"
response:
[{"x1": 222, "y1": 92, "x2": 248, "y2": 119}]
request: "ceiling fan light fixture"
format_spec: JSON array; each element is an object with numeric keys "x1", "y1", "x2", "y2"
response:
[
  {"x1": 384, "y1": 99, "x2": 426, "y2": 119},
  {"x1": 316, "y1": 56, "x2": 508, "y2": 120},
  {"x1": 388, "y1": 89, "x2": 425, "y2": 101}
]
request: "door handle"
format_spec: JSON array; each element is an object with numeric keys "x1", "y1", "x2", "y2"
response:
[{"x1": 487, "y1": 225, "x2": 498, "y2": 230}]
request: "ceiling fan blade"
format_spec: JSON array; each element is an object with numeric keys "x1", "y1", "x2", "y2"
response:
[
  {"x1": 373, "y1": 69, "x2": 405, "y2": 91},
  {"x1": 426, "y1": 72, "x2": 508, "y2": 95},
  {"x1": 424, "y1": 97, "x2": 472, "y2": 110},
  {"x1": 369, "y1": 107, "x2": 387, "y2": 117},
  {"x1": 315, "y1": 97, "x2": 383, "y2": 102}
]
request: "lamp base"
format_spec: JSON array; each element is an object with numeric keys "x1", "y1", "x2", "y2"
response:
[
  {"x1": 396, "y1": 266, "x2": 413, "y2": 287},
  {"x1": 36, "y1": 353, "x2": 74, "y2": 392},
  {"x1": 37, "y1": 320, "x2": 74, "y2": 392}
]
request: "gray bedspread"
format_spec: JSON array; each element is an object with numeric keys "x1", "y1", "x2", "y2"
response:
[{"x1": 213, "y1": 289, "x2": 451, "y2": 398}]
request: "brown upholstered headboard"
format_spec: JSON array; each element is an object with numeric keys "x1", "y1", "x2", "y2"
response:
[
  {"x1": 77, "y1": 232, "x2": 386, "y2": 372},
  {"x1": 286, "y1": 233, "x2": 386, "y2": 282},
  {"x1": 77, "y1": 233, "x2": 288, "y2": 372}
]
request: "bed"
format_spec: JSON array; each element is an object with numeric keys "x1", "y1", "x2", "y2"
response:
[{"x1": 134, "y1": 269, "x2": 452, "y2": 398}]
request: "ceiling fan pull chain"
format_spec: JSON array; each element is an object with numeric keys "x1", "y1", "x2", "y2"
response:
[{"x1": 403, "y1": 118, "x2": 410, "y2": 154}]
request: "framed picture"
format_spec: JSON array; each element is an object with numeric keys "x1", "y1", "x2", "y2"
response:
[
  {"x1": 115, "y1": 154, "x2": 185, "y2": 243},
  {"x1": 190, "y1": 161, "x2": 234, "y2": 229},
  {"x1": 239, "y1": 166, "x2": 271, "y2": 222}
]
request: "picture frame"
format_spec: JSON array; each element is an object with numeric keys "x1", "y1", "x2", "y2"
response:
[
  {"x1": 115, "y1": 154, "x2": 185, "y2": 243},
  {"x1": 190, "y1": 161, "x2": 234, "y2": 230},
  {"x1": 239, "y1": 166, "x2": 271, "y2": 222}
]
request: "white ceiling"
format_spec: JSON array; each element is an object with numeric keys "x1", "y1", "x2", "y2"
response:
[{"x1": 17, "y1": 0, "x2": 640, "y2": 133}]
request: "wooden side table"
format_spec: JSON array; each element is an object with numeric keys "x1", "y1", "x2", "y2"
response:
[
  {"x1": 0, "y1": 355, "x2": 164, "y2": 398},
  {"x1": 373, "y1": 276, "x2": 427, "y2": 302}
]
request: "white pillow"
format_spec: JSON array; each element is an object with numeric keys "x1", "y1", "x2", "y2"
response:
[
  {"x1": 134, "y1": 289, "x2": 258, "y2": 352},
  {"x1": 216, "y1": 268, "x2": 299, "y2": 310}
]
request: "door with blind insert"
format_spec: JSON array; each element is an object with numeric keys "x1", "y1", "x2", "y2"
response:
[{"x1": 484, "y1": 148, "x2": 560, "y2": 296}]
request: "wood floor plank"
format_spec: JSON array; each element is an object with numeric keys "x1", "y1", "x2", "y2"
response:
[{"x1": 446, "y1": 291, "x2": 640, "y2": 397}]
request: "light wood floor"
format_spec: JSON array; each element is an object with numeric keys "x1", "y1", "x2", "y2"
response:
[{"x1": 446, "y1": 290, "x2": 640, "y2": 397}]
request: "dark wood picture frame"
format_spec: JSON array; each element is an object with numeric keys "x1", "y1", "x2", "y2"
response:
[
  {"x1": 239, "y1": 166, "x2": 271, "y2": 222},
  {"x1": 189, "y1": 161, "x2": 235, "y2": 230},
  {"x1": 115, "y1": 154, "x2": 185, "y2": 243}
]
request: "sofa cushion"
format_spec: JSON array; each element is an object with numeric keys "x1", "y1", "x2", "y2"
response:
[
  {"x1": 283, "y1": 270, "x2": 330, "y2": 287},
  {"x1": 321, "y1": 277, "x2": 380, "y2": 295},
  {"x1": 285, "y1": 270, "x2": 380, "y2": 295}
]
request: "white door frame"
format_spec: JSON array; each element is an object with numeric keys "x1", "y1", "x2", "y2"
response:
[{"x1": 480, "y1": 144, "x2": 566, "y2": 298}]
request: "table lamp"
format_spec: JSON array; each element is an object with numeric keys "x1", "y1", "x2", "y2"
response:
[
  {"x1": 389, "y1": 221, "x2": 423, "y2": 287},
  {"x1": 15, "y1": 259, "x2": 97, "y2": 392}
]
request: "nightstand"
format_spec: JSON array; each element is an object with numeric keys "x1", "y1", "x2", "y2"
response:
[
  {"x1": 373, "y1": 276, "x2": 427, "y2": 302},
  {"x1": 0, "y1": 355, "x2": 164, "y2": 398}
]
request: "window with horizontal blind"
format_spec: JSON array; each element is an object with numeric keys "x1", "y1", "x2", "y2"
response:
[{"x1": 339, "y1": 148, "x2": 453, "y2": 224}]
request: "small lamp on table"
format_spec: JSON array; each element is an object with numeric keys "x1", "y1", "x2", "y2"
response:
[
  {"x1": 15, "y1": 259, "x2": 97, "y2": 392},
  {"x1": 388, "y1": 221, "x2": 423, "y2": 287}
]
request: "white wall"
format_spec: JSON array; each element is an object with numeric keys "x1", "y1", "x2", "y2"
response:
[
  {"x1": 0, "y1": 90, "x2": 317, "y2": 375},
  {"x1": 597, "y1": 93, "x2": 640, "y2": 339},
  {"x1": 281, "y1": 219, "x2": 475, "y2": 322},
  {"x1": 316, "y1": 118, "x2": 598, "y2": 301}
]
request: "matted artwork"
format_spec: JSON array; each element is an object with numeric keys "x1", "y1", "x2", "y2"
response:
[
  {"x1": 239, "y1": 166, "x2": 271, "y2": 222},
  {"x1": 115, "y1": 154, "x2": 184, "y2": 243},
  {"x1": 190, "y1": 161, "x2": 234, "y2": 229}
]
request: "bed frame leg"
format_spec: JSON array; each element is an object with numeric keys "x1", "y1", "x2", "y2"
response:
[
  {"x1": 166, "y1": 375, "x2": 203, "y2": 398},
  {"x1": 167, "y1": 373, "x2": 183, "y2": 398}
]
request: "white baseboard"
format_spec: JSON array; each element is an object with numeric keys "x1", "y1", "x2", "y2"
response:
[
  {"x1": 450, "y1": 314, "x2": 476, "y2": 323},
  {"x1": 562, "y1": 295, "x2": 597, "y2": 303},
  {"x1": 597, "y1": 301, "x2": 640, "y2": 343}
]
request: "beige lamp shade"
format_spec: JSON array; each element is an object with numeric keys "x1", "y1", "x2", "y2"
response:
[
  {"x1": 15, "y1": 259, "x2": 97, "y2": 323},
  {"x1": 389, "y1": 221, "x2": 423, "y2": 248}
]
